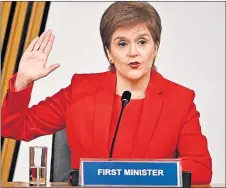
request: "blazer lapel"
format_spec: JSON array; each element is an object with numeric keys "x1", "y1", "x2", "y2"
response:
[
  {"x1": 131, "y1": 70, "x2": 165, "y2": 158},
  {"x1": 92, "y1": 71, "x2": 116, "y2": 157}
]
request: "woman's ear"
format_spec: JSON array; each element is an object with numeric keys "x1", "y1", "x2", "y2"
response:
[
  {"x1": 105, "y1": 46, "x2": 113, "y2": 63},
  {"x1": 154, "y1": 43, "x2": 159, "y2": 57}
]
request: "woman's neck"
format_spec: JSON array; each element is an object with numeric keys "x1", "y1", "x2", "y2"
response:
[{"x1": 116, "y1": 71, "x2": 151, "y2": 99}]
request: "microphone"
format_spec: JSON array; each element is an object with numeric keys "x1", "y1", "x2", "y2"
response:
[{"x1": 109, "y1": 90, "x2": 131, "y2": 158}]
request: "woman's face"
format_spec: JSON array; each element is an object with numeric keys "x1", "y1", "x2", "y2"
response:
[{"x1": 107, "y1": 24, "x2": 157, "y2": 81}]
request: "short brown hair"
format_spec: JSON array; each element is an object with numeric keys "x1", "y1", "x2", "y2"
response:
[{"x1": 100, "y1": 2, "x2": 162, "y2": 70}]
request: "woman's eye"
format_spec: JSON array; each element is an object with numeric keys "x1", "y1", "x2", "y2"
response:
[
  {"x1": 138, "y1": 40, "x2": 147, "y2": 45},
  {"x1": 119, "y1": 41, "x2": 127, "y2": 47}
]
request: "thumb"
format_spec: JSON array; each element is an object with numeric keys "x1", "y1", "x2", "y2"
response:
[{"x1": 45, "y1": 64, "x2": 60, "y2": 75}]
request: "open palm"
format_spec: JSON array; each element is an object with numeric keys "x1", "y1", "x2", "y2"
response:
[{"x1": 18, "y1": 30, "x2": 59, "y2": 82}]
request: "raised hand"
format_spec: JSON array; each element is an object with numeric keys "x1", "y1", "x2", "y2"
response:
[{"x1": 15, "y1": 30, "x2": 60, "y2": 91}]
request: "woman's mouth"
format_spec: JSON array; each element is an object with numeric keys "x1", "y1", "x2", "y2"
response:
[{"x1": 128, "y1": 61, "x2": 141, "y2": 68}]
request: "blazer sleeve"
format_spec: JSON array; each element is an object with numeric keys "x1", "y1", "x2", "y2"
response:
[
  {"x1": 178, "y1": 91, "x2": 212, "y2": 184},
  {"x1": 1, "y1": 73, "x2": 74, "y2": 142}
]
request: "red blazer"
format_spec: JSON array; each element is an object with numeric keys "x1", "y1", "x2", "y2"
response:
[{"x1": 2, "y1": 69, "x2": 212, "y2": 184}]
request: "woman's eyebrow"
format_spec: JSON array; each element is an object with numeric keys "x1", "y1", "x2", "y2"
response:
[
  {"x1": 114, "y1": 36, "x2": 127, "y2": 41},
  {"x1": 114, "y1": 33, "x2": 150, "y2": 41},
  {"x1": 135, "y1": 33, "x2": 150, "y2": 39}
]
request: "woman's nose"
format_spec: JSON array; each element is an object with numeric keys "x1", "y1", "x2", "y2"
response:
[{"x1": 128, "y1": 44, "x2": 138, "y2": 57}]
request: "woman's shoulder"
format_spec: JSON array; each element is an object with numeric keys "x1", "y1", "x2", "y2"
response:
[
  {"x1": 154, "y1": 70, "x2": 195, "y2": 101},
  {"x1": 70, "y1": 71, "x2": 114, "y2": 91},
  {"x1": 71, "y1": 71, "x2": 112, "y2": 82}
]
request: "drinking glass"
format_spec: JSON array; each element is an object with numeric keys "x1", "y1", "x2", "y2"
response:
[{"x1": 29, "y1": 146, "x2": 47, "y2": 186}]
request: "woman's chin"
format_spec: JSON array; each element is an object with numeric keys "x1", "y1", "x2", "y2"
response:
[{"x1": 124, "y1": 70, "x2": 148, "y2": 81}]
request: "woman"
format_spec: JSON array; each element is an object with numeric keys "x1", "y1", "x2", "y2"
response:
[{"x1": 1, "y1": 2, "x2": 212, "y2": 184}]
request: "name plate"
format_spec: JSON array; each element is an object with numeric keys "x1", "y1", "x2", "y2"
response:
[{"x1": 79, "y1": 159, "x2": 182, "y2": 187}]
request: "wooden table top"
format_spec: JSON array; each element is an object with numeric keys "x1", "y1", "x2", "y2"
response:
[{"x1": 1, "y1": 182, "x2": 225, "y2": 187}]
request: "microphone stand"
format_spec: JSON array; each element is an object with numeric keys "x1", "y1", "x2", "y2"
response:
[{"x1": 109, "y1": 100, "x2": 127, "y2": 159}]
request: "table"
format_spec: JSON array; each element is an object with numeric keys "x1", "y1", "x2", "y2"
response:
[{"x1": 1, "y1": 182, "x2": 225, "y2": 187}]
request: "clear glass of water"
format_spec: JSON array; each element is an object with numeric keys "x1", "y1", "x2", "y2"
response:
[{"x1": 29, "y1": 146, "x2": 47, "y2": 186}]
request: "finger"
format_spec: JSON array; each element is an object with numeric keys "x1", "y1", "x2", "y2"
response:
[
  {"x1": 33, "y1": 30, "x2": 49, "y2": 51},
  {"x1": 38, "y1": 30, "x2": 52, "y2": 52},
  {"x1": 26, "y1": 37, "x2": 39, "y2": 52},
  {"x1": 44, "y1": 64, "x2": 60, "y2": 76},
  {"x1": 43, "y1": 34, "x2": 55, "y2": 56}
]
